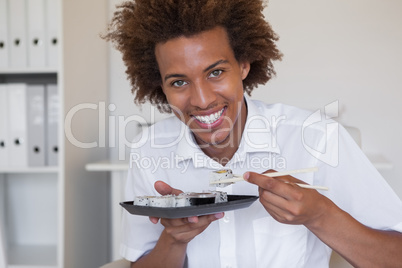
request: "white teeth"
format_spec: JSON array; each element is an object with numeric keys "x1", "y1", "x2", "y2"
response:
[{"x1": 194, "y1": 108, "x2": 224, "y2": 124}]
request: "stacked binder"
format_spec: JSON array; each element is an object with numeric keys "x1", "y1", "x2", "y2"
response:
[
  {"x1": 0, "y1": 174, "x2": 5, "y2": 268},
  {"x1": 0, "y1": 83, "x2": 59, "y2": 167},
  {"x1": 0, "y1": 217, "x2": 6, "y2": 268},
  {"x1": 0, "y1": 0, "x2": 60, "y2": 69}
]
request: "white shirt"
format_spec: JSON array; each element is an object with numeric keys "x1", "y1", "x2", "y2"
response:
[{"x1": 120, "y1": 96, "x2": 402, "y2": 268}]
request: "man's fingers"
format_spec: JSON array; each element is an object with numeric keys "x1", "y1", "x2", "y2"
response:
[
  {"x1": 185, "y1": 213, "x2": 224, "y2": 225},
  {"x1": 149, "y1": 217, "x2": 160, "y2": 224},
  {"x1": 187, "y1": 216, "x2": 198, "y2": 223},
  {"x1": 154, "y1": 180, "x2": 183, "y2": 196},
  {"x1": 244, "y1": 171, "x2": 277, "y2": 189},
  {"x1": 244, "y1": 171, "x2": 304, "y2": 201},
  {"x1": 244, "y1": 171, "x2": 305, "y2": 188}
]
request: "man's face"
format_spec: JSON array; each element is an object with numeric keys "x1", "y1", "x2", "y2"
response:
[{"x1": 155, "y1": 26, "x2": 250, "y2": 147}]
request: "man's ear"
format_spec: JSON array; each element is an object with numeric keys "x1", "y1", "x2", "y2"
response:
[{"x1": 240, "y1": 61, "x2": 251, "y2": 80}]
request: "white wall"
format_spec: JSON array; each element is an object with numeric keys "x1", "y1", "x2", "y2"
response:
[
  {"x1": 260, "y1": 0, "x2": 402, "y2": 199},
  {"x1": 108, "y1": 0, "x2": 170, "y2": 162},
  {"x1": 108, "y1": 0, "x2": 402, "y2": 199}
]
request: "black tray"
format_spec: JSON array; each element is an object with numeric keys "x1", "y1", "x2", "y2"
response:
[{"x1": 120, "y1": 195, "x2": 258, "y2": 219}]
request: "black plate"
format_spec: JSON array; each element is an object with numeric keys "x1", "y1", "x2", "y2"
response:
[{"x1": 120, "y1": 195, "x2": 258, "y2": 219}]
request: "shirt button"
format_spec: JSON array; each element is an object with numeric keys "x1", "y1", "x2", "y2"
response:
[{"x1": 223, "y1": 216, "x2": 230, "y2": 223}]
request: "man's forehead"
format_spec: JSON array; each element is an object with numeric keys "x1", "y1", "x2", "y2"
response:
[{"x1": 155, "y1": 27, "x2": 235, "y2": 74}]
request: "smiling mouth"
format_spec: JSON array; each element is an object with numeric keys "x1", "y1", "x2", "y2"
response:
[{"x1": 193, "y1": 107, "x2": 225, "y2": 125}]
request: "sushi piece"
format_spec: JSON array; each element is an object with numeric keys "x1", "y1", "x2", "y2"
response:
[
  {"x1": 148, "y1": 195, "x2": 175, "y2": 207},
  {"x1": 187, "y1": 193, "x2": 216, "y2": 206},
  {"x1": 203, "y1": 190, "x2": 228, "y2": 203},
  {"x1": 133, "y1": 191, "x2": 228, "y2": 208},
  {"x1": 175, "y1": 194, "x2": 192, "y2": 207},
  {"x1": 212, "y1": 191, "x2": 228, "y2": 203},
  {"x1": 134, "y1": 196, "x2": 150, "y2": 206},
  {"x1": 210, "y1": 169, "x2": 234, "y2": 188}
]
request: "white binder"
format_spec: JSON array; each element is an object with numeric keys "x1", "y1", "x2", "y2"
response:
[
  {"x1": 8, "y1": 83, "x2": 28, "y2": 167},
  {"x1": 0, "y1": 85, "x2": 9, "y2": 167},
  {"x1": 8, "y1": 0, "x2": 28, "y2": 68},
  {"x1": 0, "y1": 172, "x2": 7, "y2": 267},
  {"x1": 27, "y1": 85, "x2": 46, "y2": 166},
  {"x1": 46, "y1": 84, "x2": 59, "y2": 166},
  {"x1": 0, "y1": 0, "x2": 9, "y2": 68},
  {"x1": 45, "y1": 0, "x2": 60, "y2": 68},
  {"x1": 0, "y1": 220, "x2": 6, "y2": 268},
  {"x1": 27, "y1": 0, "x2": 47, "y2": 68},
  {"x1": 0, "y1": 185, "x2": 7, "y2": 268}
]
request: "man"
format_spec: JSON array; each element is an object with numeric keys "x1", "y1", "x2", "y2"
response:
[{"x1": 104, "y1": 0, "x2": 402, "y2": 267}]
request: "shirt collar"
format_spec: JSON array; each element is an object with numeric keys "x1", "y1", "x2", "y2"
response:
[
  {"x1": 239, "y1": 95, "x2": 281, "y2": 155},
  {"x1": 175, "y1": 126, "x2": 221, "y2": 168}
]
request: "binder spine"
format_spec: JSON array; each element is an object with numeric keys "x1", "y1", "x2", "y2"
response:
[
  {"x1": 45, "y1": 0, "x2": 60, "y2": 68},
  {"x1": 8, "y1": 0, "x2": 28, "y2": 68},
  {"x1": 0, "y1": 0, "x2": 9, "y2": 68},
  {"x1": 27, "y1": 0, "x2": 47, "y2": 68},
  {"x1": 27, "y1": 85, "x2": 46, "y2": 166},
  {"x1": 8, "y1": 83, "x2": 28, "y2": 167},
  {"x1": 0, "y1": 85, "x2": 8, "y2": 167},
  {"x1": 46, "y1": 84, "x2": 59, "y2": 166},
  {"x1": 0, "y1": 174, "x2": 7, "y2": 267}
]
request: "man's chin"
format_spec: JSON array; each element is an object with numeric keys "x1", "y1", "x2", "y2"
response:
[{"x1": 194, "y1": 133, "x2": 232, "y2": 148}]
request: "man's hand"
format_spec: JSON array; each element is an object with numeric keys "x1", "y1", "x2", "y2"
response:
[
  {"x1": 150, "y1": 181, "x2": 224, "y2": 244},
  {"x1": 149, "y1": 180, "x2": 184, "y2": 224},
  {"x1": 244, "y1": 170, "x2": 330, "y2": 227}
]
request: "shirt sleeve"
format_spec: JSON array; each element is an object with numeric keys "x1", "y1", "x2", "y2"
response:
[
  {"x1": 119, "y1": 147, "x2": 164, "y2": 262},
  {"x1": 317, "y1": 124, "x2": 402, "y2": 231}
]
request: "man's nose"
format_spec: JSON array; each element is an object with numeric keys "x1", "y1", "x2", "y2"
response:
[{"x1": 189, "y1": 80, "x2": 216, "y2": 109}]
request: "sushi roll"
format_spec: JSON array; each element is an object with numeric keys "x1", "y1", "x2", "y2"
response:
[
  {"x1": 175, "y1": 194, "x2": 192, "y2": 207},
  {"x1": 212, "y1": 191, "x2": 228, "y2": 203},
  {"x1": 203, "y1": 190, "x2": 228, "y2": 203},
  {"x1": 210, "y1": 169, "x2": 234, "y2": 188},
  {"x1": 149, "y1": 195, "x2": 175, "y2": 207},
  {"x1": 134, "y1": 196, "x2": 150, "y2": 206},
  {"x1": 187, "y1": 193, "x2": 216, "y2": 206},
  {"x1": 133, "y1": 191, "x2": 228, "y2": 208}
]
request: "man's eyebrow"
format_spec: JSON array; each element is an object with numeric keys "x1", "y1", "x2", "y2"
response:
[
  {"x1": 164, "y1": 73, "x2": 185, "y2": 82},
  {"x1": 203, "y1": 60, "x2": 229, "y2": 73},
  {"x1": 163, "y1": 59, "x2": 229, "y2": 82}
]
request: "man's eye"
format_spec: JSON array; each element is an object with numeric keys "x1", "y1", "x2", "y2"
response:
[
  {"x1": 172, "y1": 80, "x2": 188, "y2": 87},
  {"x1": 209, "y1": 70, "x2": 223, "y2": 78}
]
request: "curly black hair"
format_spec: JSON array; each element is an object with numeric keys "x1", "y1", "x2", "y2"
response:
[{"x1": 104, "y1": 0, "x2": 282, "y2": 112}]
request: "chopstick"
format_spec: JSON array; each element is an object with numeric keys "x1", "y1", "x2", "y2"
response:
[{"x1": 210, "y1": 167, "x2": 329, "y2": 191}]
